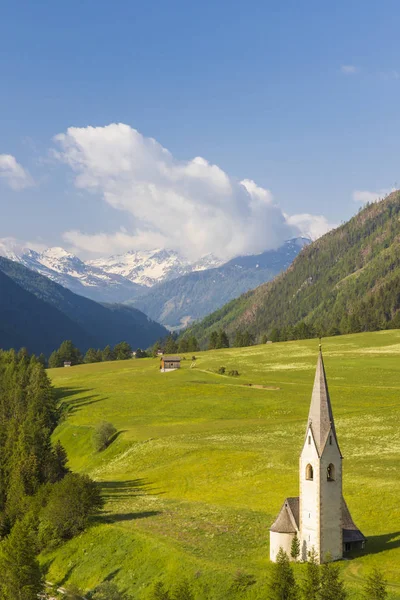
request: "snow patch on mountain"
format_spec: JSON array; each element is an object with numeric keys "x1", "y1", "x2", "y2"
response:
[{"x1": 89, "y1": 249, "x2": 224, "y2": 287}]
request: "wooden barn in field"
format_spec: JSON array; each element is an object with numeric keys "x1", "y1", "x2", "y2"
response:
[{"x1": 160, "y1": 356, "x2": 181, "y2": 372}]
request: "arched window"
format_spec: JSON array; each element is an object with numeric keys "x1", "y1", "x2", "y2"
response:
[
  {"x1": 327, "y1": 463, "x2": 335, "y2": 481},
  {"x1": 306, "y1": 464, "x2": 314, "y2": 481}
]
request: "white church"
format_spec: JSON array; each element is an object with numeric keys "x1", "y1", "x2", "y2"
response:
[{"x1": 270, "y1": 350, "x2": 366, "y2": 563}]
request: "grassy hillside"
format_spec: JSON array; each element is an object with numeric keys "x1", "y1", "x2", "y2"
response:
[
  {"x1": 46, "y1": 331, "x2": 400, "y2": 598},
  {"x1": 184, "y1": 191, "x2": 400, "y2": 347}
]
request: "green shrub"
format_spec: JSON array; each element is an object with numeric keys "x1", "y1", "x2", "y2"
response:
[{"x1": 93, "y1": 421, "x2": 117, "y2": 451}]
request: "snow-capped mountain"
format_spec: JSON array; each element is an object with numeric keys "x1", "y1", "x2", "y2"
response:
[
  {"x1": 89, "y1": 248, "x2": 224, "y2": 287},
  {"x1": 0, "y1": 238, "x2": 309, "y2": 313},
  {"x1": 130, "y1": 238, "x2": 311, "y2": 329},
  {"x1": 0, "y1": 244, "x2": 142, "y2": 303}
]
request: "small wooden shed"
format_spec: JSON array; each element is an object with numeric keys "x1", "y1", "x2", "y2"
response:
[{"x1": 161, "y1": 356, "x2": 181, "y2": 372}]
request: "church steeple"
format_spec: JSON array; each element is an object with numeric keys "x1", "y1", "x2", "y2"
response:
[{"x1": 306, "y1": 350, "x2": 340, "y2": 456}]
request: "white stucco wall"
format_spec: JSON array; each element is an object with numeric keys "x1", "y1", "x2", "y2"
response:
[
  {"x1": 270, "y1": 531, "x2": 296, "y2": 562},
  {"x1": 300, "y1": 426, "x2": 320, "y2": 561},
  {"x1": 319, "y1": 433, "x2": 343, "y2": 562}
]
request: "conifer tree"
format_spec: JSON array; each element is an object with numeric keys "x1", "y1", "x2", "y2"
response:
[
  {"x1": 172, "y1": 579, "x2": 194, "y2": 600},
  {"x1": 319, "y1": 562, "x2": 347, "y2": 600},
  {"x1": 301, "y1": 548, "x2": 320, "y2": 600},
  {"x1": 84, "y1": 347, "x2": 99, "y2": 363},
  {"x1": 0, "y1": 517, "x2": 43, "y2": 600},
  {"x1": 38, "y1": 353, "x2": 47, "y2": 368},
  {"x1": 208, "y1": 331, "x2": 218, "y2": 350},
  {"x1": 216, "y1": 329, "x2": 229, "y2": 349},
  {"x1": 178, "y1": 338, "x2": 189, "y2": 353},
  {"x1": 151, "y1": 581, "x2": 171, "y2": 600},
  {"x1": 268, "y1": 548, "x2": 299, "y2": 600},
  {"x1": 164, "y1": 335, "x2": 178, "y2": 354},
  {"x1": 290, "y1": 531, "x2": 300, "y2": 561},
  {"x1": 102, "y1": 345, "x2": 115, "y2": 362},
  {"x1": 187, "y1": 336, "x2": 199, "y2": 352},
  {"x1": 114, "y1": 341, "x2": 133, "y2": 360},
  {"x1": 363, "y1": 568, "x2": 388, "y2": 600}
]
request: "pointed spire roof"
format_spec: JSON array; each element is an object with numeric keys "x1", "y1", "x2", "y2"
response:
[{"x1": 307, "y1": 350, "x2": 339, "y2": 455}]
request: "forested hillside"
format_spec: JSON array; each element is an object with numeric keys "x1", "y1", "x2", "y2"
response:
[
  {"x1": 184, "y1": 191, "x2": 400, "y2": 346},
  {"x1": 131, "y1": 239, "x2": 307, "y2": 328},
  {"x1": 0, "y1": 258, "x2": 168, "y2": 355}
]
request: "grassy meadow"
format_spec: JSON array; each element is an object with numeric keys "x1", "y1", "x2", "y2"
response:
[{"x1": 44, "y1": 331, "x2": 400, "y2": 598}]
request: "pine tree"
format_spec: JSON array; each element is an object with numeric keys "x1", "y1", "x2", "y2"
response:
[
  {"x1": 319, "y1": 562, "x2": 347, "y2": 600},
  {"x1": 114, "y1": 341, "x2": 133, "y2": 360},
  {"x1": 216, "y1": 329, "x2": 229, "y2": 349},
  {"x1": 268, "y1": 548, "x2": 299, "y2": 600},
  {"x1": 301, "y1": 547, "x2": 320, "y2": 600},
  {"x1": 363, "y1": 568, "x2": 388, "y2": 600},
  {"x1": 187, "y1": 336, "x2": 199, "y2": 352},
  {"x1": 48, "y1": 350, "x2": 61, "y2": 368},
  {"x1": 290, "y1": 531, "x2": 300, "y2": 561},
  {"x1": 164, "y1": 335, "x2": 178, "y2": 354},
  {"x1": 151, "y1": 581, "x2": 171, "y2": 600},
  {"x1": 178, "y1": 338, "x2": 189, "y2": 353},
  {"x1": 172, "y1": 579, "x2": 194, "y2": 600},
  {"x1": 0, "y1": 517, "x2": 43, "y2": 600},
  {"x1": 102, "y1": 345, "x2": 115, "y2": 362},
  {"x1": 208, "y1": 331, "x2": 218, "y2": 350},
  {"x1": 37, "y1": 353, "x2": 47, "y2": 368},
  {"x1": 84, "y1": 348, "x2": 99, "y2": 363}
]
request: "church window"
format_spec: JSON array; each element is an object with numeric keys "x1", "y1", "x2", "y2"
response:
[
  {"x1": 327, "y1": 463, "x2": 335, "y2": 481},
  {"x1": 329, "y1": 435, "x2": 332, "y2": 445},
  {"x1": 306, "y1": 464, "x2": 314, "y2": 481},
  {"x1": 308, "y1": 435, "x2": 311, "y2": 445}
]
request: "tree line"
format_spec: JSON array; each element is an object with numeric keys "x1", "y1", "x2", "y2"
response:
[
  {"x1": 267, "y1": 547, "x2": 388, "y2": 600},
  {"x1": 48, "y1": 340, "x2": 140, "y2": 367},
  {"x1": 0, "y1": 348, "x2": 103, "y2": 599}
]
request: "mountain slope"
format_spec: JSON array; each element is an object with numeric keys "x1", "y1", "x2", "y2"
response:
[
  {"x1": 0, "y1": 270, "x2": 95, "y2": 355},
  {"x1": 0, "y1": 258, "x2": 168, "y2": 354},
  {"x1": 89, "y1": 248, "x2": 223, "y2": 287},
  {"x1": 0, "y1": 246, "x2": 142, "y2": 303},
  {"x1": 184, "y1": 191, "x2": 400, "y2": 346},
  {"x1": 130, "y1": 239, "x2": 308, "y2": 328}
]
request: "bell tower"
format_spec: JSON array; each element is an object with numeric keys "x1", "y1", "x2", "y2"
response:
[{"x1": 299, "y1": 350, "x2": 343, "y2": 562}]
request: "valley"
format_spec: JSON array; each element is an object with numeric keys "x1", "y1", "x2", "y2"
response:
[{"x1": 45, "y1": 331, "x2": 400, "y2": 598}]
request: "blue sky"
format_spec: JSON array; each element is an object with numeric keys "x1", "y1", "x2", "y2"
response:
[{"x1": 0, "y1": 0, "x2": 399, "y2": 259}]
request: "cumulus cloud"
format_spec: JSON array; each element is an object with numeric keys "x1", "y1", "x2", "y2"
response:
[
  {"x1": 0, "y1": 154, "x2": 34, "y2": 190},
  {"x1": 54, "y1": 123, "x2": 306, "y2": 260},
  {"x1": 341, "y1": 65, "x2": 358, "y2": 75},
  {"x1": 285, "y1": 213, "x2": 337, "y2": 241},
  {"x1": 352, "y1": 188, "x2": 395, "y2": 204}
]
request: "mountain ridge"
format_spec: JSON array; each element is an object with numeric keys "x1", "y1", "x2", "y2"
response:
[
  {"x1": 182, "y1": 191, "x2": 400, "y2": 346},
  {"x1": 0, "y1": 257, "x2": 168, "y2": 355},
  {"x1": 130, "y1": 239, "x2": 309, "y2": 328}
]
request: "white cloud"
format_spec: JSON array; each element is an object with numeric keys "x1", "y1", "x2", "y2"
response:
[
  {"x1": 0, "y1": 154, "x2": 34, "y2": 190},
  {"x1": 285, "y1": 213, "x2": 337, "y2": 241},
  {"x1": 341, "y1": 65, "x2": 358, "y2": 75},
  {"x1": 0, "y1": 236, "x2": 46, "y2": 257},
  {"x1": 54, "y1": 123, "x2": 309, "y2": 260},
  {"x1": 352, "y1": 188, "x2": 395, "y2": 204}
]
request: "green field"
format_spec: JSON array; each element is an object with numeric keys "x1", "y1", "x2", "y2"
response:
[{"x1": 44, "y1": 331, "x2": 400, "y2": 598}]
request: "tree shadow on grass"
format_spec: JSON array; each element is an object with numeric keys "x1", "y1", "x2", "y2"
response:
[
  {"x1": 100, "y1": 478, "x2": 164, "y2": 501},
  {"x1": 361, "y1": 531, "x2": 400, "y2": 557},
  {"x1": 54, "y1": 386, "x2": 93, "y2": 401},
  {"x1": 58, "y1": 564, "x2": 76, "y2": 586},
  {"x1": 94, "y1": 510, "x2": 162, "y2": 525},
  {"x1": 55, "y1": 387, "x2": 107, "y2": 417}
]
